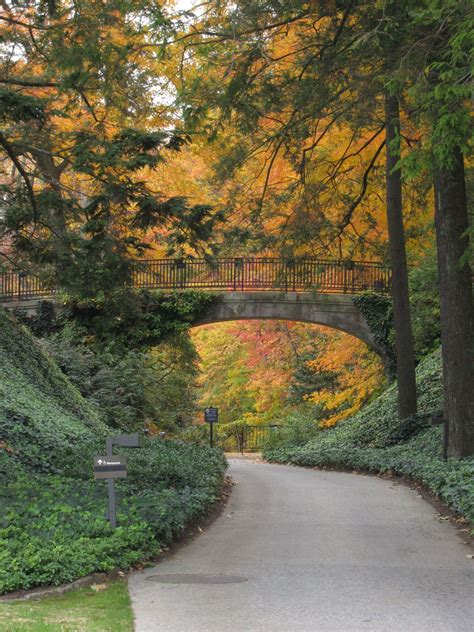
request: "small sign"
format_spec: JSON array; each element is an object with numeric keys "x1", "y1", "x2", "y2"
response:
[
  {"x1": 204, "y1": 407, "x2": 218, "y2": 423},
  {"x1": 114, "y1": 434, "x2": 144, "y2": 448},
  {"x1": 94, "y1": 456, "x2": 127, "y2": 479}
]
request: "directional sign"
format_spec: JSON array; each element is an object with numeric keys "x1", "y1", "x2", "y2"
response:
[
  {"x1": 204, "y1": 407, "x2": 218, "y2": 423},
  {"x1": 94, "y1": 456, "x2": 127, "y2": 479}
]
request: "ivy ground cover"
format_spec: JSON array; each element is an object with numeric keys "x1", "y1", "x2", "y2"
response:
[{"x1": 0, "y1": 309, "x2": 227, "y2": 595}]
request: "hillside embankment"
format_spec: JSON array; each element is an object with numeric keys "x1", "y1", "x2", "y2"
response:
[{"x1": 0, "y1": 308, "x2": 227, "y2": 595}]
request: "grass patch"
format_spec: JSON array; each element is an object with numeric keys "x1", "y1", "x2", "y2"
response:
[{"x1": 0, "y1": 580, "x2": 133, "y2": 632}]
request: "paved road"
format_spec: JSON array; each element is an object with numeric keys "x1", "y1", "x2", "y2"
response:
[{"x1": 129, "y1": 460, "x2": 473, "y2": 631}]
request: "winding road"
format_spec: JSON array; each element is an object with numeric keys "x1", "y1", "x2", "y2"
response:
[{"x1": 129, "y1": 459, "x2": 473, "y2": 631}]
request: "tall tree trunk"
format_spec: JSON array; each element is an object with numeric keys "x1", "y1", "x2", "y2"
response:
[
  {"x1": 384, "y1": 93, "x2": 417, "y2": 419},
  {"x1": 434, "y1": 148, "x2": 474, "y2": 457}
]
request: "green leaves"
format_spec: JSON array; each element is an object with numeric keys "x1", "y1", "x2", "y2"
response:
[
  {"x1": 0, "y1": 309, "x2": 226, "y2": 595},
  {"x1": 402, "y1": 0, "x2": 473, "y2": 172},
  {"x1": 2, "y1": 122, "x2": 220, "y2": 302},
  {"x1": 0, "y1": 439, "x2": 226, "y2": 595},
  {"x1": 71, "y1": 128, "x2": 185, "y2": 176},
  {"x1": 353, "y1": 291, "x2": 395, "y2": 376},
  {"x1": 62, "y1": 289, "x2": 218, "y2": 352},
  {"x1": 0, "y1": 89, "x2": 47, "y2": 123},
  {"x1": 0, "y1": 3, "x2": 222, "y2": 304}
]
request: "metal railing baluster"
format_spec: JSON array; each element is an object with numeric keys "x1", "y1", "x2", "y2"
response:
[{"x1": 0, "y1": 257, "x2": 392, "y2": 301}]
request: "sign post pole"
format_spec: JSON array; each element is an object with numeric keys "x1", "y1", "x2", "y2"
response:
[
  {"x1": 95, "y1": 434, "x2": 144, "y2": 529},
  {"x1": 106, "y1": 437, "x2": 117, "y2": 528},
  {"x1": 204, "y1": 407, "x2": 219, "y2": 449},
  {"x1": 107, "y1": 478, "x2": 117, "y2": 528}
]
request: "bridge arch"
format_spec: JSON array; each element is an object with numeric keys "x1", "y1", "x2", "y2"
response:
[{"x1": 192, "y1": 291, "x2": 383, "y2": 357}]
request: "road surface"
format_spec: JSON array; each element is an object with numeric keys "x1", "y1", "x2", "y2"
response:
[{"x1": 129, "y1": 459, "x2": 473, "y2": 631}]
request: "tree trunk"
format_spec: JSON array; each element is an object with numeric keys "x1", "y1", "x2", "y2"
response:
[
  {"x1": 434, "y1": 148, "x2": 474, "y2": 457},
  {"x1": 384, "y1": 94, "x2": 417, "y2": 419}
]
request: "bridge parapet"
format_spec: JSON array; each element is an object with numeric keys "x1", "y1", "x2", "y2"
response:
[
  {"x1": 0, "y1": 257, "x2": 391, "y2": 302},
  {"x1": 0, "y1": 289, "x2": 385, "y2": 359}
]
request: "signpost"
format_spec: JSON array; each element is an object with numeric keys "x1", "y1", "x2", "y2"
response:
[
  {"x1": 204, "y1": 407, "x2": 218, "y2": 448},
  {"x1": 93, "y1": 456, "x2": 127, "y2": 479},
  {"x1": 94, "y1": 433, "x2": 144, "y2": 528}
]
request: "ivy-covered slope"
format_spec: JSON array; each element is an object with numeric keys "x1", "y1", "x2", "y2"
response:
[
  {"x1": 264, "y1": 350, "x2": 474, "y2": 523},
  {"x1": 0, "y1": 308, "x2": 227, "y2": 595},
  {"x1": 0, "y1": 308, "x2": 107, "y2": 476}
]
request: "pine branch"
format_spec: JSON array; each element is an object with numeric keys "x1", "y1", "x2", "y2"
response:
[
  {"x1": 0, "y1": 77, "x2": 57, "y2": 88},
  {"x1": 0, "y1": 132, "x2": 37, "y2": 222}
]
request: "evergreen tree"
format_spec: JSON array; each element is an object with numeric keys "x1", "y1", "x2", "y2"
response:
[{"x1": 0, "y1": 1, "x2": 219, "y2": 298}]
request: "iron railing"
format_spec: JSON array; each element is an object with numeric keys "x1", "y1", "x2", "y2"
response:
[
  {"x1": 240, "y1": 425, "x2": 280, "y2": 453},
  {"x1": 0, "y1": 257, "x2": 391, "y2": 302},
  {"x1": 217, "y1": 424, "x2": 281, "y2": 453},
  {"x1": 0, "y1": 271, "x2": 57, "y2": 302}
]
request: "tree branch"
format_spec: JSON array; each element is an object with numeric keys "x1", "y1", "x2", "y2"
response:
[
  {"x1": 0, "y1": 77, "x2": 58, "y2": 88},
  {"x1": 0, "y1": 132, "x2": 37, "y2": 222},
  {"x1": 0, "y1": 15, "x2": 52, "y2": 30},
  {"x1": 335, "y1": 139, "x2": 386, "y2": 239}
]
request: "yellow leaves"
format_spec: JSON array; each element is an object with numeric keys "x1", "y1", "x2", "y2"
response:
[
  {"x1": 192, "y1": 320, "x2": 385, "y2": 432},
  {"x1": 306, "y1": 330, "x2": 385, "y2": 427}
]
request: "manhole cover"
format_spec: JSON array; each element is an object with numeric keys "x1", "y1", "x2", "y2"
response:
[{"x1": 146, "y1": 574, "x2": 248, "y2": 585}]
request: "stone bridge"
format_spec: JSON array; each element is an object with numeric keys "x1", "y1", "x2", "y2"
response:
[
  {"x1": 1, "y1": 257, "x2": 390, "y2": 355},
  {"x1": 194, "y1": 291, "x2": 382, "y2": 354}
]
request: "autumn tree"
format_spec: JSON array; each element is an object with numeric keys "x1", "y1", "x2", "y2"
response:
[
  {"x1": 192, "y1": 320, "x2": 385, "y2": 429},
  {"x1": 172, "y1": 0, "x2": 419, "y2": 420},
  {"x1": 0, "y1": 1, "x2": 219, "y2": 298}
]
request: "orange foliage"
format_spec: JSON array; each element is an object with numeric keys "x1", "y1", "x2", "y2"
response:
[
  {"x1": 192, "y1": 320, "x2": 386, "y2": 428},
  {"x1": 306, "y1": 332, "x2": 385, "y2": 426}
]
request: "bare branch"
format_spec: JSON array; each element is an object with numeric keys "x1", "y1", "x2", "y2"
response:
[
  {"x1": 335, "y1": 139, "x2": 386, "y2": 238},
  {"x1": 0, "y1": 15, "x2": 52, "y2": 30},
  {"x1": 329, "y1": 124, "x2": 385, "y2": 179}
]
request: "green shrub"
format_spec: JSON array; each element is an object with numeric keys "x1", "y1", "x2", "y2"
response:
[
  {"x1": 16, "y1": 295, "x2": 206, "y2": 434},
  {"x1": 0, "y1": 439, "x2": 227, "y2": 594},
  {"x1": 264, "y1": 412, "x2": 321, "y2": 449},
  {"x1": 352, "y1": 292, "x2": 395, "y2": 376},
  {"x1": 178, "y1": 424, "x2": 209, "y2": 446},
  {"x1": 409, "y1": 250, "x2": 441, "y2": 359},
  {"x1": 0, "y1": 308, "x2": 227, "y2": 595},
  {"x1": 41, "y1": 336, "x2": 199, "y2": 434},
  {"x1": 61, "y1": 289, "x2": 218, "y2": 352},
  {"x1": 13, "y1": 300, "x2": 60, "y2": 338}
]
